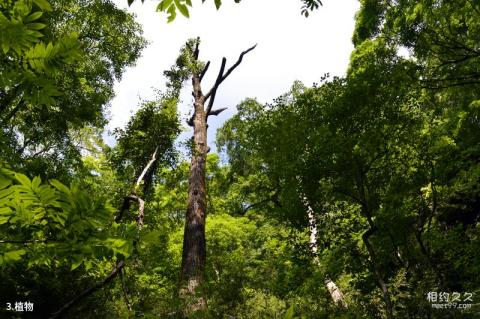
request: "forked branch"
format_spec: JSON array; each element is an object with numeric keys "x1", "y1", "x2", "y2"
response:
[
  {"x1": 205, "y1": 57, "x2": 227, "y2": 115},
  {"x1": 204, "y1": 44, "x2": 257, "y2": 114},
  {"x1": 218, "y1": 44, "x2": 257, "y2": 86}
]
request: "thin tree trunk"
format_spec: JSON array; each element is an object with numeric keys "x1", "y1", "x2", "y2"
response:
[
  {"x1": 302, "y1": 195, "x2": 347, "y2": 307},
  {"x1": 136, "y1": 145, "x2": 159, "y2": 192},
  {"x1": 355, "y1": 173, "x2": 394, "y2": 319},
  {"x1": 115, "y1": 146, "x2": 158, "y2": 224},
  {"x1": 119, "y1": 268, "x2": 133, "y2": 311},
  {"x1": 362, "y1": 226, "x2": 394, "y2": 319}
]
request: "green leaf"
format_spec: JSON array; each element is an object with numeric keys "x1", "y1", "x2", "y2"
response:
[
  {"x1": 84, "y1": 259, "x2": 93, "y2": 271},
  {"x1": 71, "y1": 256, "x2": 83, "y2": 270},
  {"x1": 141, "y1": 230, "x2": 162, "y2": 244},
  {"x1": 25, "y1": 11, "x2": 43, "y2": 23},
  {"x1": 0, "y1": 187, "x2": 14, "y2": 201},
  {"x1": 3, "y1": 249, "x2": 26, "y2": 263},
  {"x1": 25, "y1": 29, "x2": 44, "y2": 38},
  {"x1": 33, "y1": 0, "x2": 53, "y2": 11},
  {"x1": 0, "y1": 216, "x2": 10, "y2": 224},
  {"x1": 15, "y1": 173, "x2": 31, "y2": 188},
  {"x1": 0, "y1": 206, "x2": 12, "y2": 214},
  {"x1": 50, "y1": 179, "x2": 71, "y2": 195},
  {"x1": 167, "y1": 4, "x2": 177, "y2": 23},
  {"x1": 0, "y1": 178, "x2": 12, "y2": 190},
  {"x1": 174, "y1": 0, "x2": 190, "y2": 18},
  {"x1": 157, "y1": 0, "x2": 173, "y2": 12},
  {"x1": 31, "y1": 176, "x2": 42, "y2": 190},
  {"x1": 27, "y1": 23, "x2": 47, "y2": 30},
  {"x1": 284, "y1": 306, "x2": 295, "y2": 319},
  {"x1": 214, "y1": 0, "x2": 222, "y2": 10},
  {"x1": 2, "y1": 42, "x2": 10, "y2": 54}
]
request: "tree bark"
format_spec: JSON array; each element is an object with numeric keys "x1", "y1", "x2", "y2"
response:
[
  {"x1": 178, "y1": 39, "x2": 255, "y2": 316},
  {"x1": 179, "y1": 78, "x2": 209, "y2": 314},
  {"x1": 115, "y1": 146, "x2": 158, "y2": 225}
]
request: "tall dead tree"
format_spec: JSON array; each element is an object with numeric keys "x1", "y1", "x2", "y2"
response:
[{"x1": 178, "y1": 38, "x2": 256, "y2": 315}]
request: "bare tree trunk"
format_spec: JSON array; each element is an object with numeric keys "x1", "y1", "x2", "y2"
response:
[
  {"x1": 302, "y1": 195, "x2": 347, "y2": 307},
  {"x1": 179, "y1": 78, "x2": 209, "y2": 313},
  {"x1": 178, "y1": 39, "x2": 256, "y2": 316}
]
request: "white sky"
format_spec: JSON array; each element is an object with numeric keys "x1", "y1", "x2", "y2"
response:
[{"x1": 107, "y1": 0, "x2": 360, "y2": 151}]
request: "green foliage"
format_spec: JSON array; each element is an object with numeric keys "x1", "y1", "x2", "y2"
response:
[
  {"x1": 0, "y1": 0, "x2": 146, "y2": 180},
  {"x1": 163, "y1": 38, "x2": 205, "y2": 94},
  {"x1": 215, "y1": 15, "x2": 479, "y2": 314},
  {"x1": 352, "y1": 0, "x2": 385, "y2": 46},
  {"x1": 109, "y1": 92, "x2": 180, "y2": 196},
  {"x1": 0, "y1": 0, "x2": 81, "y2": 109},
  {"x1": 0, "y1": 0, "x2": 49, "y2": 54},
  {"x1": 354, "y1": 0, "x2": 480, "y2": 87},
  {"x1": 129, "y1": 0, "x2": 322, "y2": 22},
  {"x1": 0, "y1": 166, "x2": 136, "y2": 270}
]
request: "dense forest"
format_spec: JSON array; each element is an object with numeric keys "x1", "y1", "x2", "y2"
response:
[{"x1": 0, "y1": 0, "x2": 479, "y2": 318}]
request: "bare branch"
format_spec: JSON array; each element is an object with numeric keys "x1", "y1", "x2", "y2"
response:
[
  {"x1": 115, "y1": 195, "x2": 133, "y2": 222},
  {"x1": 193, "y1": 37, "x2": 200, "y2": 60},
  {"x1": 208, "y1": 107, "x2": 227, "y2": 117},
  {"x1": 115, "y1": 146, "x2": 158, "y2": 223},
  {"x1": 205, "y1": 58, "x2": 226, "y2": 114},
  {"x1": 135, "y1": 146, "x2": 159, "y2": 189},
  {"x1": 187, "y1": 115, "x2": 194, "y2": 127},
  {"x1": 204, "y1": 44, "x2": 257, "y2": 115},
  {"x1": 220, "y1": 44, "x2": 257, "y2": 84},
  {"x1": 199, "y1": 61, "x2": 210, "y2": 82}
]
